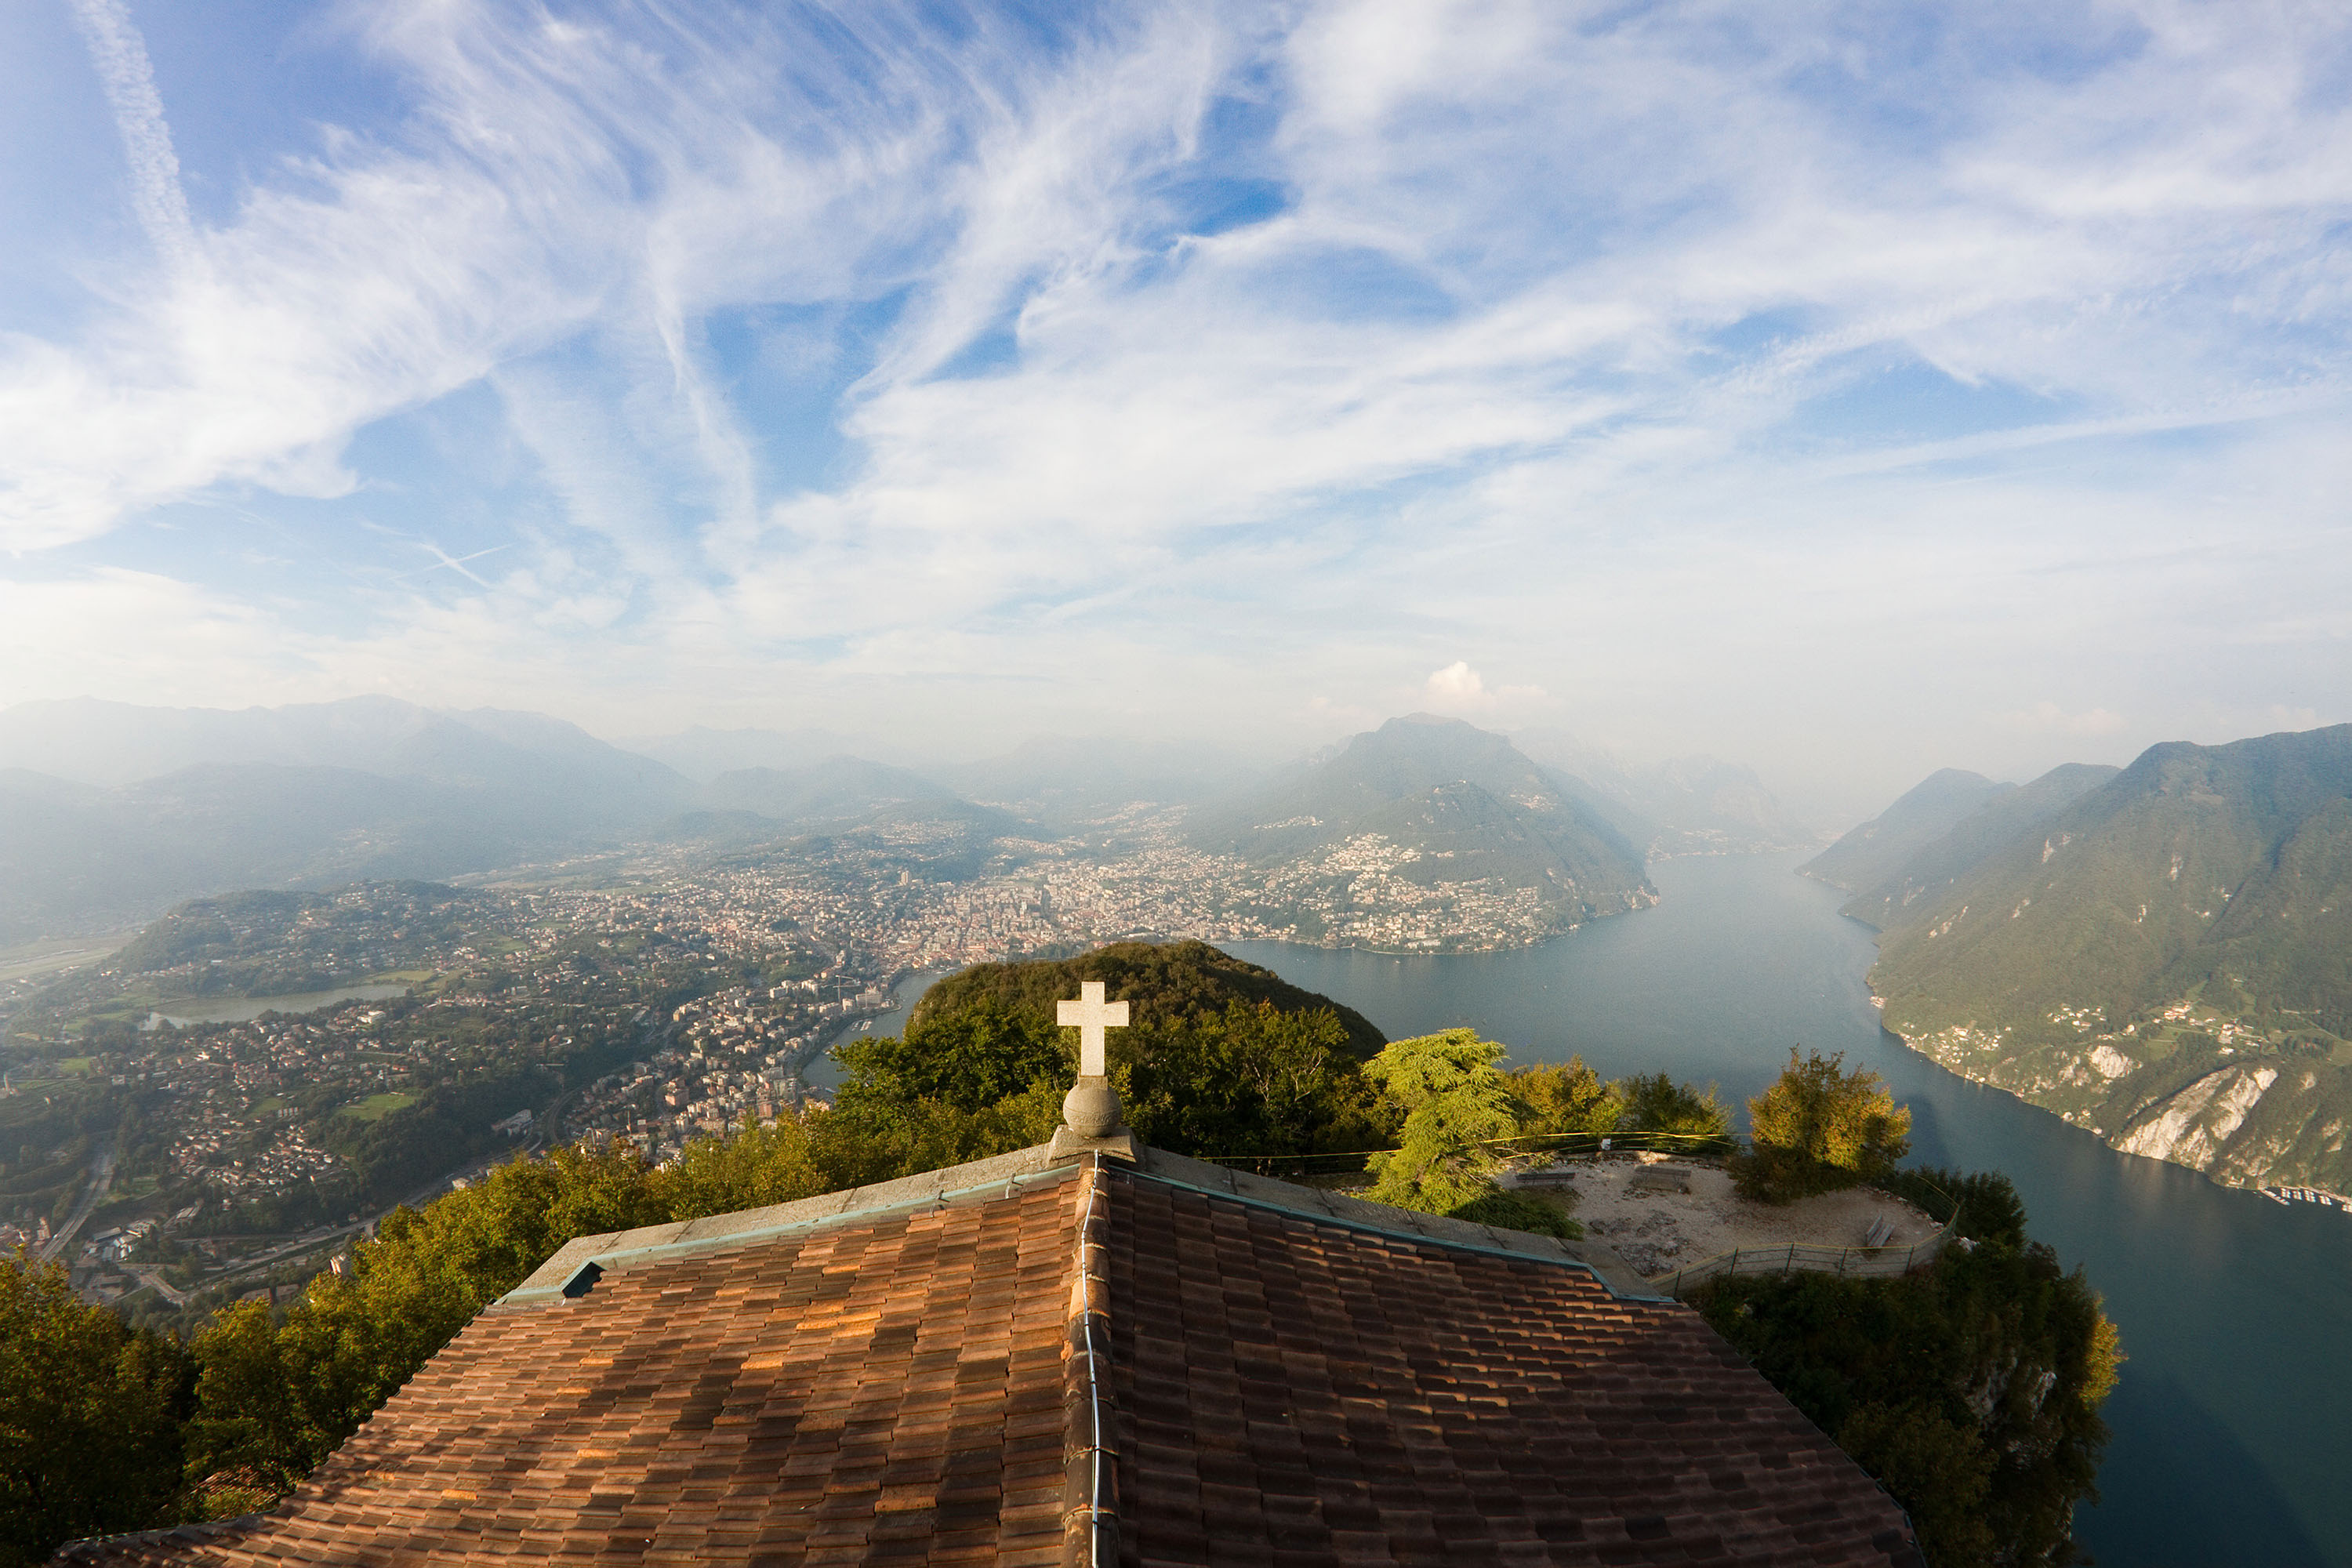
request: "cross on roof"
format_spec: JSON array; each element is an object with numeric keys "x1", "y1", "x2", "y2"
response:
[{"x1": 1057, "y1": 980, "x2": 1129, "y2": 1077}]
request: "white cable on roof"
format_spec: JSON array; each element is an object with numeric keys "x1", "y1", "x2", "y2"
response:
[{"x1": 1072, "y1": 1151, "x2": 1114, "y2": 1566}]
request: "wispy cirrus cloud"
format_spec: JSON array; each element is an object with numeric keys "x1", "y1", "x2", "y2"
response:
[{"x1": 1, "y1": 0, "x2": 2347, "y2": 809}]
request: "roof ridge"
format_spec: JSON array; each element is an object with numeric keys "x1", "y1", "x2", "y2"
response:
[{"x1": 1061, "y1": 1154, "x2": 1119, "y2": 1567}]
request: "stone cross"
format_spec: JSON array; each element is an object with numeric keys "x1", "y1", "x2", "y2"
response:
[{"x1": 1057, "y1": 981, "x2": 1129, "y2": 1078}]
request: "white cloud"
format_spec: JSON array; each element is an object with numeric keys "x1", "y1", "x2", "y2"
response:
[
  {"x1": 1418, "y1": 662, "x2": 1547, "y2": 716},
  {"x1": 0, "y1": 0, "x2": 2347, "y2": 805}
]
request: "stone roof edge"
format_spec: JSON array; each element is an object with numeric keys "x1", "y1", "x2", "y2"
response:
[
  {"x1": 53, "y1": 1515, "x2": 264, "y2": 1563},
  {"x1": 497, "y1": 1144, "x2": 1076, "y2": 1307},
  {"x1": 1131, "y1": 1147, "x2": 1673, "y2": 1302}
]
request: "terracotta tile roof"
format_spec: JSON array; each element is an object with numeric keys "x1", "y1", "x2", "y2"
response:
[
  {"x1": 1105, "y1": 1160, "x2": 1920, "y2": 1566},
  {"x1": 60, "y1": 1146, "x2": 1920, "y2": 1566}
]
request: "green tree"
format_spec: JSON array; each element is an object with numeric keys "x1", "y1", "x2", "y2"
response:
[
  {"x1": 652, "y1": 1118, "x2": 833, "y2": 1217},
  {"x1": 1508, "y1": 1058, "x2": 1622, "y2": 1134},
  {"x1": 186, "y1": 1144, "x2": 670, "y2": 1495},
  {"x1": 1612, "y1": 1072, "x2": 1731, "y2": 1140},
  {"x1": 831, "y1": 1000, "x2": 1065, "y2": 1112},
  {"x1": 1363, "y1": 1030, "x2": 1520, "y2": 1215},
  {"x1": 1835, "y1": 1402, "x2": 1997, "y2": 1565},
  {"x1": 1122, "y1": 1002, "x2": 1385, "y2": 1159},
  {"x1": 0, "y1": 1252, "x2": 192, "y2": 1566},
  {"x1": 1735, "y1": 1048, "x2": 1912, "y2": 1202},
  {"x1": 1879, "y1": 1167, "x2": 2028, "y2": 1249},
  {"x1": 817, "y1": 1002, "x2": 1070, "y2": 1185}
]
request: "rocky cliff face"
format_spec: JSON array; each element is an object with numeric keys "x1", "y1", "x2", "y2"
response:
[{"x1": 1896, "y1": 1007, "x2": 2352, "y2": 1192}]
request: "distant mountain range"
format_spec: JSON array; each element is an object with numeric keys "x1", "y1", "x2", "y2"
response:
[
  {"x1": 0, "y1": 699, "x2": 1004, "y2": 940},
  {"x1": 1831, "y1": 726, "x2": 2352, "y2": 1196},
  {"x1": 629, "y1": 727, "x2": 1253, "y2": 825},
  {"x1": 0, "y1": 698, "x2": 692, "y2": 938},
  {"x1": 941, "y1": 736, "x2": 1250, "y2": 823},
  {"x1": 1186, "y1": 713, "x2": 1654, "y2": 943},
  {"x1": 1798, "y1": 768, "x2": 2014, "y2": 895},
  {"x1": 1814, "y1": 764, "x2": 2122, "y2": 930},
  {"x1": 617, "y1": 725, "x2": 903, "y2": 781},
  {"x1": 0, "y1": 697, "x2": 1814, "y2": 954},
  {"x1": 1513, "y1": 729, "x2": 1816, "y2": 856}
]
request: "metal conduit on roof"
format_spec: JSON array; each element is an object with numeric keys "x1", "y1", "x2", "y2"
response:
[{"x1": 1062, "y1": 1152, "x2": 1118, "y2": 1566}]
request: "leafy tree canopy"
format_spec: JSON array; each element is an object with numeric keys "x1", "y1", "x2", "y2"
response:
[
  {"x1": 1735, "y1": 1048, "x2": 1912, "y2": 1202},
  {"x1": 0, "y1": 1253, "x2": 193, "y2": 1567},
  {"x1": 1699, "y1": 1176, "x2": 2121, "y2": 1568},
  {"x1": 1508, "y1": 1057, "x2": 1622, "y2": 1135},
  {"x1": 1614, "y1": 1071, "x2": 1731, "y2": 1138},
  {"x1": 1364, "y1": 1029, "x2": 1521, "y2": 1216}
]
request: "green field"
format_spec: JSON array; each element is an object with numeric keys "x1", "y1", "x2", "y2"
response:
[{"x1": 338, "y1": 1092, "x2": 416, "y2": 1123}]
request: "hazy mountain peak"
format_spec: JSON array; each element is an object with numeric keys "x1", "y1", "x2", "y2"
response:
[
  {"x1": 1183, "y1": 716, "x2": 1652, "y2": 946},
  {"x1": 1801, "y1": 768, "x2": 2015, "y2": 891}
]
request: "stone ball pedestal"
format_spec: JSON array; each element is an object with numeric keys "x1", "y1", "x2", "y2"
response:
[{"x1": 1062, "y1": 1076, "x2": 1123, "y2": 1139}]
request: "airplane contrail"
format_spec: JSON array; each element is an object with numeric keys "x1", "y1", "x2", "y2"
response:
[
  {"x1": 66, "y1": 0, "x2": 195, "y2": 271},
  {"x1": 405, "y1": 542, "x2": 510, "y2": 588}
]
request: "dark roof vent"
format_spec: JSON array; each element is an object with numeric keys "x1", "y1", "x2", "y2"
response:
[{"x1": 561, "y1": 1261, "x2": 604, "y2": 1299}]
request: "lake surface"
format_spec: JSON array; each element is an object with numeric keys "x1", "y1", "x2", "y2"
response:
[
  {"x1": 1215, "y1": 851, "x2": 2352, "y2": 1567},
  {"x1": 142, "y1": 983, "x2": 410, "y2": 1029}
]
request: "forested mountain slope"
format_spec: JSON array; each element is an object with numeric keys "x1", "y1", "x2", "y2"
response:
[
  {"x1": 1842, "y1": 763, "x2": 2121, "y2": 931},
  {"x1": 1801, "y1": 768, "x2": 2012, "y2": 894},
  {"x1": 1864, "y1": 725, "x2": 2352, "y2": 1194}
]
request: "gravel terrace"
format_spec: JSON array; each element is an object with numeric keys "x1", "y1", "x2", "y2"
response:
[{"x1": 1508, "y1": 1156, "x2": 1944, "y2": 1279}]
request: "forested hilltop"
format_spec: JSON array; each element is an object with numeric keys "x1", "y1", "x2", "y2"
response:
[
  {"x1": 1840, "y1": 725, "x2": 2352, "y2": 1194},
  {"x1": 908, "y1": 940, "x2": 1389, "y2": 1058}
]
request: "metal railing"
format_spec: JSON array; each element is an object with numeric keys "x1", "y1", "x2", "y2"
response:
[
  {"x1": 1192, "y1": 1127, "x2": 1740, "y2": 1178},
  {"x1": 1647, "y1": 1190, "x2": 1961, "y2": 1298}
]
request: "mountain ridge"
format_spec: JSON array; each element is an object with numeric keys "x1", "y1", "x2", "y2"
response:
[
  {"x1": 1799, "y1": 768, "x2": 2013, "y2": 893},
  {"x1": 1512, "y1": 729, "x2": 1816, "y2": 856},
  {"x1": 1856, "y1": 725, "x2": 2352, "y2": 1195}
]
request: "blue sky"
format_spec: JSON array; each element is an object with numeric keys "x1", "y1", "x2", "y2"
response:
[{"x1": 2, "y1": 0, "x2": 2347, "y2": 817}]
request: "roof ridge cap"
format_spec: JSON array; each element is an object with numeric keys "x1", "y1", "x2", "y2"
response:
[{"x1": 1061, "y1": 1154, "x2": 1120, "y2": 1566}]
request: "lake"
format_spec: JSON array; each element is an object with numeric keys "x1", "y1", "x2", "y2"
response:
[
  {"x1": 1219, "y1": 851, "x2": 2352, "y2": 1568},
  {"x1": 140, "y1": 983, "x2": 411, "y2": 1029}
]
